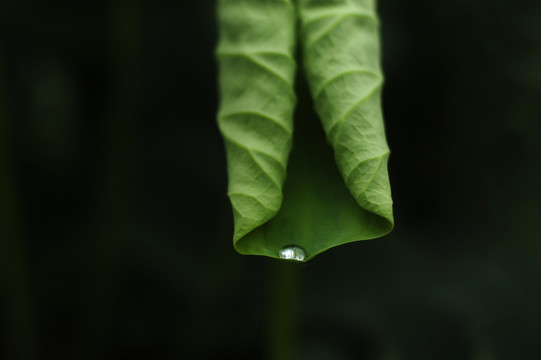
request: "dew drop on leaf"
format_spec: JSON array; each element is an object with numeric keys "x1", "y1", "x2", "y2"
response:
[{"x1": 278, "y1": 245, "x2": 307, "y2": 262}]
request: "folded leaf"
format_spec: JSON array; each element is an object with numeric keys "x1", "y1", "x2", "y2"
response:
[
  {"x1": 217, "y1": 0, "x2": 393, "y2": 261},
  {"x1": 298, "y1": 0, "x2": 394, "y2": 237},
  {"x1": 216, "y1": 0, "x2": 297, "y2": 251}
]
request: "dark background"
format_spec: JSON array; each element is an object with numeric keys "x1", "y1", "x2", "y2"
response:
[{"x1": 1, "y1": 0, "x2": 540, "y2": 359}]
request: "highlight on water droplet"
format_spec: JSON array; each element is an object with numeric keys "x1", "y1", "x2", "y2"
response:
[{"x1": 278, "y1": 245, "x2": 307, "y2": 262}]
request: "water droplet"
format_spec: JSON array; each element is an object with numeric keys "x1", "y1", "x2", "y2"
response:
[{"x1": 278, "y1": 245, "x2": 307, "y2": 262}]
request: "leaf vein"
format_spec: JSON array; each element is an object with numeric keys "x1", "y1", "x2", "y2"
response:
[
  {"x1": 217, "y1": 51, "x2": 295, "y2": 64},
  {"x1": 315, "y1": 69, "x2": 381, "y2": 100},
  {"x1": 217, "y1": 53, "x2": 295, "y2": 97},
  {"x1": 345, "y1": 153, "x2": 387, "y2": 185},
  {"x1": 356, "y1": 153, "x2": 388, "y2": 198},
  {"x1": 222, "y1": 135, "x2": 284, "y2": 188},
  {"x1": 229, "y1": 193, "x2": 278, "y2": 214},
  {"x1": 305, "y1": 13, "x2": 377, "y2": 52},
  {"x1": 327, "y1": 83, "x2": 382, "y2": 143},
  {"x1": 302, "y1": 11, "x2": 377, "y2": 29},
  {"x1": 219, "y1": 111, "x2": 292, "y2": 135}
]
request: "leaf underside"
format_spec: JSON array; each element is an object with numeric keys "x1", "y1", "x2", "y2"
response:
[{"x1": 217, "y1": 0, "x2": 393, "y2": 261}]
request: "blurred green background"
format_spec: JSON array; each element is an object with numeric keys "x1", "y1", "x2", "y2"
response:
[{"x1": 1, "y1": 0, "x2": 540, "y2": 359}]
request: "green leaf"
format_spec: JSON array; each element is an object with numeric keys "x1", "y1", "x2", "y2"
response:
[
  {"x1": 217, "y1": 0, "x2": 393, "y2": 261},
  {"x1": 217, "y1": 0, "x2": 297, "y2": 252},
  {"x1": 298, "y1": 0, "x2": 393, "y2": 236}
]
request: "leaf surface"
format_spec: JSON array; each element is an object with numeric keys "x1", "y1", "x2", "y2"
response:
[
  {"x1": 217, "y1": 0, "x2": 393, "y2": 261},
  {"x1": 298, "y1": 0, "x2": 393, "y2": 241},
  {"x1": 216, "y1": 0, "x2": 297, "y2": 248}
]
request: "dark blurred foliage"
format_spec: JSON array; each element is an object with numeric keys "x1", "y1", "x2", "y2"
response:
[{"x1": 1, "y1": 0, "x2": 540, "y2": 359}]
